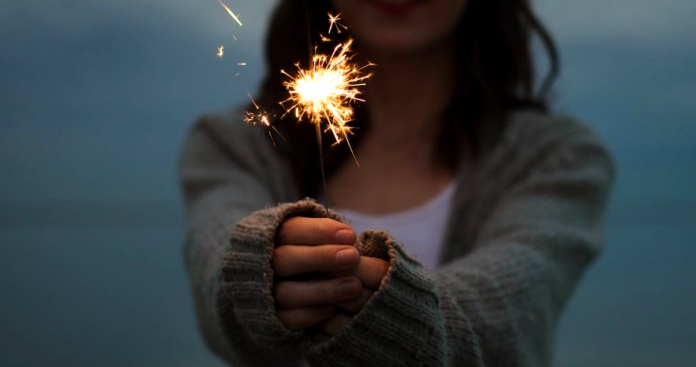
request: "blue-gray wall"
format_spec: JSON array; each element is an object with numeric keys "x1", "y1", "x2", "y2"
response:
[{"x1": 1, "y1": 1, "x2": 694, "y2": 366}]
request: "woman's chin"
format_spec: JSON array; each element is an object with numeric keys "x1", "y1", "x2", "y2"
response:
[{"x1": 357, "y1": 32, "x2": 444, "y2": 57}]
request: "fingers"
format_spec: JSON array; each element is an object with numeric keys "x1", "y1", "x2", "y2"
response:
[
  {"x1": 276, "y1": 217, "x2": 355, "y2": 246},
  {"x1": 327, "y1": 256, "x2": 390, "y2": 290},
  {"x1": 335, "y1": 288, "x2": 374, "y2": 314},
  {"x1": 275, "y1": 276, "x2": 362, "y2": 309},
  {"x1": 317, "y1": 312, "x2": 352, "y2": 337},
  {"x1": 273, "y1": 245, "x2": 360, "y2": 277},
  {"x1": 276, "y1": 306, "x2": 334, "y2": 330}
]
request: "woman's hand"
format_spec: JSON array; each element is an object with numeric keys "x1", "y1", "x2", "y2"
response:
[
  {"x1": 273, "y1": 217, "x2": 391, "y2": 335},
  {"x1": 273, "y1": 217, "x2": 362, "y2": 330},
  {"x1": 317, "y1": 254, "x2": 390, "y2": 336}
]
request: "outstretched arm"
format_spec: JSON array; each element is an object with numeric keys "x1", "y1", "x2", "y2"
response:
[
  {"x1": 180, "y1": 115, "x2": 301, "y2": 366},
  {"x1": 300, "y1": 124, "x2": 615, "y2": 367}
]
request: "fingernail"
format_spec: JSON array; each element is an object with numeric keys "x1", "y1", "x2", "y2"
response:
[
  {"x1": 337, "y1": 279, "x2": 360, "y2": 299},
  {"x1": 335, "y1": 248, "x2": 358, "y2": 266},
  {"x1": 335, "y1": 229, "x2": 355, "y2": 244}
]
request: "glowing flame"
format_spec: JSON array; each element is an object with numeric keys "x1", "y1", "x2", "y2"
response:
[
  {"x1": 218, "y1": 0, "x2": 243, "y2": 26},
  {"x1": 281, "y1": 39, "x2": 372, "y2": 163},
  {"x1": 216, "y1": 45, "x2": 224, "y2": 58}
]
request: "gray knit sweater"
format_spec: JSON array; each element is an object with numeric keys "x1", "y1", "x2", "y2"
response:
[{"x1": 179, "y1": 110, "x2": 615, "y2": 367}]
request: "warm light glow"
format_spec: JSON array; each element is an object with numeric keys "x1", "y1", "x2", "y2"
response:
[
  {"x1": 245, "y1": 94, "x2": 283, "y2": 145},
  {"x1": 319, "y1": 33, "x2": 332, "y2": 43},
  {"x1": 218, "y1": 0, "x2": 243, "y2": 26},
  {"x1": 216, "y1": 45, "x2": 224, "y2": 58},
  {"x1": 281, "y1": 39, "x2": 372, "y2": 163},
  {"x1": 327, "y1": 13, "x2": 347, "y2": 34}
]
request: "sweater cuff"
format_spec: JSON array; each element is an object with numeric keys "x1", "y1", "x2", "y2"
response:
[
  {"x1": 304, "y1": 230, "x2": 446, "y2": 366},
  {"x1": 216, "y1": 199, "x2": 343, "y2": 352}
]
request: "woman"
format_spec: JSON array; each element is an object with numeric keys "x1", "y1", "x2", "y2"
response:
[{"x1": 180, "y1": 0, "x2": 615, "y2": 366}]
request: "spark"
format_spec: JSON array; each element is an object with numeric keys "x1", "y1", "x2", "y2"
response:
[
  {"x1": 216, "y1": 45, "x2": 224, "y2": 58},
  {"x1": 218, "y1": 0, "x2": 243, "y2": 27},
  {"x1": 232, "y1": 34, "x2": 238, "y2": 42},
  {"x1": 319, "y1": 33, "x2": 332, "y2": 43},
  {"x1": 281, "y1": 39, "x2": 372, "y2": 164},
  {"x1": 327, "y1": 13, "x2": 347, "y2": 34},
  {"x1": 245, "y1": 93, "x2": 283, "y2": 145},
  {"x1": 237, "y1": 62, "x2": 247, "y2": 66}
]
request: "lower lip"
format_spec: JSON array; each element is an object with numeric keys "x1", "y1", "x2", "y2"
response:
[{"x1": 369, "y1": 1, "x2": 424, "y2": 16}]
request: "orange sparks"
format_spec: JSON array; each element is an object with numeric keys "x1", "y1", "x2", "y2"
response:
[
  {"x1": 327, "y1": 13, "x2": 347, "y2": 34},
  {"x1": 245, "y1": 94, "x2": 283, "y2": 145},
  {"x1": 218, "y1": 0, "x2": 243, "y2": 26},
  {"x1": 281, "y1": 39, "x2": 372, "y2": 163},
  {"x1": 319, "y1": 33, "x2": 332, "y2": 43}
]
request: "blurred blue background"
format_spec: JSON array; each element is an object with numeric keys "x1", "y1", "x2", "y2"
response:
[{"x1": 1, "y1": 0, "x2": 694, "y2": 366}]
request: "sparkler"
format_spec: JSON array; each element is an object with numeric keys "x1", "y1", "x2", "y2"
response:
[
  {"x1": 277, "y1": 7, "x2": 372, "y2": 215},
  {"x1": 327, "y1": 13, "x2": 347, "y2": 34},
  {"x1": 245, "y1": 93, "x2": 283, "y2": 145},
  {"x1": 213, "y1": 1, "x2": 372, "y2": 215},
  {"x1": 217, "y1": 0, "x2": 243, "y2": 26},
  {"x1": 281, "y1": 38, "x2": 371, "y2": 164}
]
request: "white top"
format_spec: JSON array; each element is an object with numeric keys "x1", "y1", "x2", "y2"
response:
[
  {"x1": 301, "y1": 182, "x2": 457, "y2": 365},
  {"x1": 336, "y1": 182, "x2": 456, "y2": 271}
]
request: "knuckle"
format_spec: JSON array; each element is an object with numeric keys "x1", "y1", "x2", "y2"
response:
[
  {"x1": 320, "y1": 218, "x2": 345, "y2": 236},
  {"x1": 277, "y1": 217, "x2": 302, "y2": 242},
  {"x1": 273, "y1": 282, "x2": 291, "y2": 307},
  {"x1": 319, "y1": 281, "x2": 333, "y2": 300},
  {"x1": 312, "y1": 247, "x2": 325, "y2": 267},
  {"x1": 272, "y1": 247, "x2": 287, "y2": 271},
  {"x1": 277, "y1": 310, "x2": 301, "y2": 330}
]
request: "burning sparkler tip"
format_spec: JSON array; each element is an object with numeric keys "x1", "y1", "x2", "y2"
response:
[{"x1": 280, "y1": 36, "x2": 371, "y2": 165}]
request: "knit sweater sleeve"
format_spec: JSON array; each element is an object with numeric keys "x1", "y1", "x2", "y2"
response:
[
  {"x1": 179, "y1": 115, "x2": 304, "y2": 367},
  {"x1": 181, "y1": 112, "x2": 614, "y2": 366},
  {"x1": 301, "y1": 121, "x2": 616, "y2": 367}
]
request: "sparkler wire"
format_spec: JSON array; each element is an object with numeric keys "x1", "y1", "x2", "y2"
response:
[{"x1": 305, "y1": 0, "x2": 330, "y2": 217}]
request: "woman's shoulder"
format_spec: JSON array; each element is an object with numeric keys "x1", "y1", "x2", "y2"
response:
[
  {"x1": 180, "y1": 107, "x2": 290, "y2": 176},
  {"x1": 183, "y1": 107, "x2": 280, "y2": 158},
  {"x1": 473, "y1": 109, "x2": 616, "y2": 185},
  {"x1": 187, "y1": 107, "x2": 257, "y2": 140},
  {"x1": 502, "y1": 109, "x2": 608, "y2": 151}
]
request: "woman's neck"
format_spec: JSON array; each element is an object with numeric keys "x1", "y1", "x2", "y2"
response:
[
  {"x1": 326, "y1": 42, "x2": 459, "y2": 213},
  {"x1": 361, "y1": 42, "x2": 459, "y2": 145}
]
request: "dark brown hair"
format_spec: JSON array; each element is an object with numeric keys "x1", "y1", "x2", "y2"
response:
[{"x1": 253, "y1": 0, "x2": 559, "y2": 196}]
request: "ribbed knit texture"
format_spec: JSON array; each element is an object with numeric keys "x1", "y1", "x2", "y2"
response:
[{"x1": 179, "y1": 109, "x2": 615, "y2": 367}]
